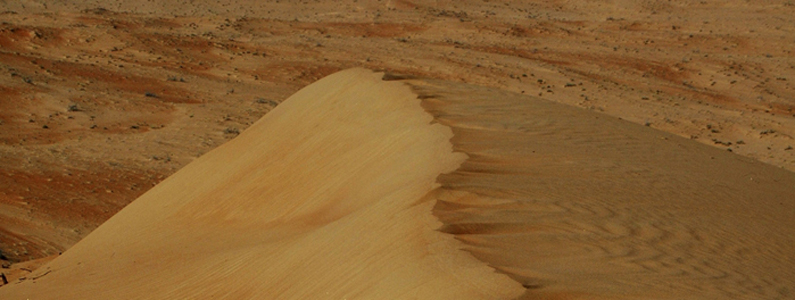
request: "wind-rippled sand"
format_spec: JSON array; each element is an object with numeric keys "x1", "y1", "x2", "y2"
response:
[{"x1": 411, "y1": 76, "x2": 795, "y2": 299}]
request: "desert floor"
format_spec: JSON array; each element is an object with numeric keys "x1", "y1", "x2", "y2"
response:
[{"x1": 0, "y1": 0, "x2": 793, "y2": 297}]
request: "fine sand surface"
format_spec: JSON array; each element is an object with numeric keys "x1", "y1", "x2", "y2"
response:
[
  {"x1": 1, "y1": 68, "x2": 794, "y2": 299},
  {"x1": 2, "y1": 0, "x2": 795, "y2": 267}
]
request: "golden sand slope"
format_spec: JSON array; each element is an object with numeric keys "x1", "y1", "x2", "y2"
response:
[{"x1": 0, "y1": 68, "x2": 523, "y2": 299}]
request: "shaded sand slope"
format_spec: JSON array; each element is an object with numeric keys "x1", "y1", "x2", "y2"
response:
[
  {"x1": 406, "y1": 78, "x2": 795, "y2": 299},
  {"x1": 0, "y1": 68, "x2": 523, "y2": 299}
]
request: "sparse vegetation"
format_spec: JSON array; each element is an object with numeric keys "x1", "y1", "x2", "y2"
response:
[
  {"x1": 167, "y1": 76, "x2": 186, "y2": 82},
  {"x1": 255, "y1": 98, "x2": 279, "y2": 107},
  {"x1": 224, "y1": 127, "x2": 240, "y2": 135}
]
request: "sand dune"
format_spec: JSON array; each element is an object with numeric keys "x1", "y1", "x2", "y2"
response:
[
  {"x1": 2, "y1": 68, "x2": 795, "y2": 299},
  {"x1": 3, "y1": 1, "x2": 795, "y2": 268}
]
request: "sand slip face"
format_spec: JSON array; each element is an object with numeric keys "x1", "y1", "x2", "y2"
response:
[{"x1": 0, "y1": 68, "x2": 524, "y2": 299}]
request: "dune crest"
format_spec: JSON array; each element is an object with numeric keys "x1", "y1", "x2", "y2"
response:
[{"x1": 0, "y1": 68, "x2": 524, "y2": 299}]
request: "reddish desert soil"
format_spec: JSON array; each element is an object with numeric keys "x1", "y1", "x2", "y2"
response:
[{"x1": 0, "y1": 0, "x2": 794, "y2": 286}]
